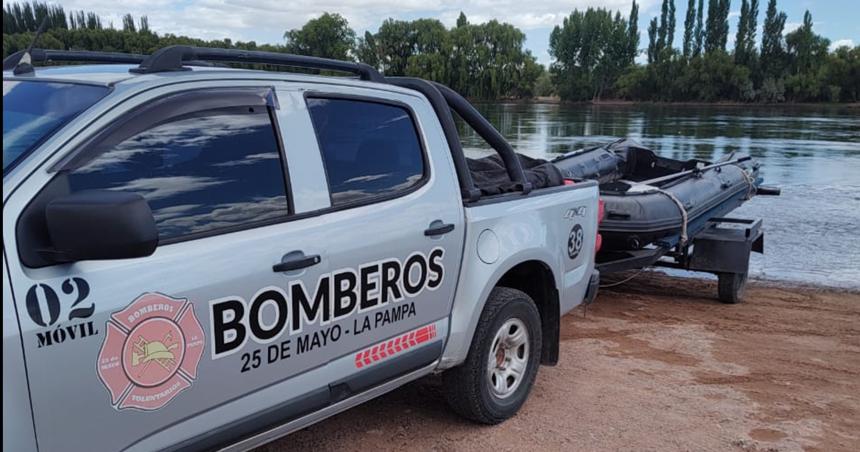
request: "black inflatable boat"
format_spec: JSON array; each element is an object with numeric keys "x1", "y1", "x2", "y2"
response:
[{"x1": 553, "y1": 139, "x2": 765, "y2": 251}]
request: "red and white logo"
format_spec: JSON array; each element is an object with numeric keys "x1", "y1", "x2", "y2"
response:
[{"x1": 97, "y1": 293, "x2": 204, "y2": 411}]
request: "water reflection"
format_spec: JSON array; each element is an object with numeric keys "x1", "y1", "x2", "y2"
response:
[
  {"x1": 68, "y1": 111, "x2": 289, "y2": 239},
  {"x1": 459, "y1": 103, "x2": 860, "y2": 288}
]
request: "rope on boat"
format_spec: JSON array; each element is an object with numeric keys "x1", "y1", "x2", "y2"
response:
[
  {"x1": 616, "y1": 180, "x2": 691, "y2": 246},
  {"x1": 738, "y1": 166, "x2": 756, "y2": 200},
  {"x1": 622, "y1": 160, "x2": 755, "y2": 248},
  {"x1": 653, "y1": 187, "x2": 689, "y2": 246}
]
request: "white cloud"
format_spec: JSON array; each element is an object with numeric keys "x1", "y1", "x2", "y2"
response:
[
  {"x1": 830, "y1": 39, "x2": 855, "y2": 51},
  {"x1": 783, "y1": 20, "x2": 825, "y2": 36},
  {"x1": 112, "y1": 176, "x2": 228, "y2": 201},
  {"x1": 52, "y1": 0, "x2": 660, "y2": 43},
  {"x1": 783, "y1": 22, "x2": 802, "y2": 34}
]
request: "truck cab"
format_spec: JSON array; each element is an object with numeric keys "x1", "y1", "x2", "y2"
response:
[{"x1": 3, "y1": 46, "x2": 599, "y2": 451}]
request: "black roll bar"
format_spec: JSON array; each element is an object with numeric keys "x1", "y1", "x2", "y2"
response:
[
  {"x1": 386, "y1": 77, "x2": 482, "y2": 202},
  {"x1": 431, "y1": 82, "x2": 532, "y2": 195}
]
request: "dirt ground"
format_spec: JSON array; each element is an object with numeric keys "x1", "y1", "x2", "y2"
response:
[{"x1": 263, "y1": 273, "x2": 860, "y2": 452}]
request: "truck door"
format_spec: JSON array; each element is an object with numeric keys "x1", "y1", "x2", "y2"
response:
[
  {"x1": 298, "y1": 90, "x2": 465, "y2": 392},
  {"x1": 2, "y1": 86, "x2": 337, "y2": 451}
]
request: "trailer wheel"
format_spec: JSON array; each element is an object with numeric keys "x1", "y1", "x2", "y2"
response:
[{"x1": 717, "y1": 272, "x2": 747, "y2": 304}]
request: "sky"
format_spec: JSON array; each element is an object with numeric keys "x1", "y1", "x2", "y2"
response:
[{"x1": 24, "y1": 0, "x2": 860, "y2": 66}]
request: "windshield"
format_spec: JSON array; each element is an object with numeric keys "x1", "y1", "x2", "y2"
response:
[{"x1": 3, "y1": 80, "x2": 110, "y2": 173}]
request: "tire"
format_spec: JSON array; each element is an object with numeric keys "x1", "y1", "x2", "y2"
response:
[
  {"x1": 443, "y1": 287, "x2": 542, "y2": 424},
  {"x1": 718, "y1": 272, "x2": 748, "y2": 304}
]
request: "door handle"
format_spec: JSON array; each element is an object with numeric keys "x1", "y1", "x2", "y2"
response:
[
  {"x1": 273, "y1": 253, "x2": 321, "y2": 272},
  {"x1": 424, "y1": 220, "x2": 455, "y2": 236}
]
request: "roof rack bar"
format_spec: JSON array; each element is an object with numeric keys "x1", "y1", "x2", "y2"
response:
[
  {"x1": 3, "y1": 49, "x2": 146, "y2": 71},
  {"x1": 131, "y1": 45, "x2": 385, "y2": 82}
]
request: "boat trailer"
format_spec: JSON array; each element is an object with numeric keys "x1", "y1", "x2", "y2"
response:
[{"x1": 596, "y1": 217, "x2": 768, "y2": 303}]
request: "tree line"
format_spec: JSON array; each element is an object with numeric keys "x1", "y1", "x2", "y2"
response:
[
  {"x1": 3, "y1": 1, "x2": 858, "y2": 102},
  {"x1": 3, "y1": 4, "x2": 541, "y2": 99},
  {"x1": 555, "y1": 0, "x2": 858, "y2": 102}
]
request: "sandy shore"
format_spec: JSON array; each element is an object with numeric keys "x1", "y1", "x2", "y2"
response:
[{"x1": 262, "y1": 274, "x2": 860, "y2": 452}]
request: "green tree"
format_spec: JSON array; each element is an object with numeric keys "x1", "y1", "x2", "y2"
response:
[
  {"x1": 647, "y1": 17, "x2": 658, "y2": 64},
  {"x1": 374, "y1": 19, "x2": 413, "y2": 74},
  {"x1": 705, "y1": 0, "x2": 730, "y2": 53},
  {"x1": 3, "y1": 1, "x2": 67, "y2": 33},
  {"x1": 717, "y1": 0, "x2": 731, "y2": 50},
  {"x1": 403, "y1": 19, "x2": 449, "y2": 82},
  {"x1": 823, "y1": 45, "x2": 860, "y2": 102},
  {"x1": 550, "y1": 7, "x2": 637, "y2": 100},
  {"x1": 657, "y1": 0, "x2": 669, "y2": 57},
  {"x1": 355, "y1": 31, "x2": 380, "y2": 68},
  {"x1": 784, "y1": 10, "x2": 830, "y2": 101},
  {"x1": 667, "y1": 0, "x2": 677, "y2": 57},
  {"x1": 456, "y1": 12, "x2": 468, "y2": 28},
  {"x1": 653, "y1": 0, "x2": 676, "y2": 64},
  {"x1": 122, "y1": 13, "x2": 135, "y2": 32},
  {"x1": 627, "y1": 1, "x2": 639, "y2": 65},
  {"x1": 356, "y1": 13, "x2": 540, "y2": 98},
  {"x1": 785, "y1": 11, "x2": 829, "y2": 75},
  {"x1": 283, "y1": 12, "x2": 355, "y2": 60},
  {"x1": 4, "y1": 0, "x2": 858, "y2": 104},
  {"x1": 761, "y1": 0, "x2": 787, "y2": 78},
  {"x1": 683, "y1": 0, "x2": 696, "y2": 59},
  {"x1": 734, "y1": 0, "x2": 759, "y2": 66},
  {"x1": 533, "y1": 70, "x2": 555, "y2": 96},
  {"x1": 684, "y1": 51, "x2": 752, "y2": 100},
  {"x1": 693, "y1": 0, "x2": 704, "y2": 56}
]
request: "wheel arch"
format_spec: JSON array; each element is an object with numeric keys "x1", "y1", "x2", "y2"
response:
[
  {"x1": 440, "y1": 250, "x2": 561, "y2": 369},
  {"x1": 495, "y1": 260, "x2": 560, "y2": 365}
]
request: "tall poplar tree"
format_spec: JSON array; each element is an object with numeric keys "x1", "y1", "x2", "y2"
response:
[
  {"x1": 627, "y1": 1, "x2": 640, "y2": 65},
  {"x1": 647, "y1": 17, "x2": 658, "y2": 64},
  {"x1": 705, "y1": 0, "x2": 730, "y2": 53},
  {"x1": 735, "y1": 0, "x2": 750, "y2": 62},
  {"x1": 693, "y1": 0, "x2": 704, "y2": 56},
  {"x1": 761, "y1": 0, "x2": 787, "y2": 76},
  {"x1": 683, "y1": 0, "x2": 696, "y2": 59}
]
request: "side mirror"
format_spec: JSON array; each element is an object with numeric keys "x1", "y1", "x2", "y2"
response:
[{"x1": 45, "y1": 190, "x2": 158, "y2": 262}]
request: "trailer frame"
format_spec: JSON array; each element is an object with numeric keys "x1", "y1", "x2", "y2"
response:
[{"x1": 597, "y1": 217, "x2": 765, "y2": 303}]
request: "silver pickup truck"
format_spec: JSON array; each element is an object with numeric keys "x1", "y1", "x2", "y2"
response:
[{"x1": 3, "y1": 46, "x2": 600, "y2": 451}]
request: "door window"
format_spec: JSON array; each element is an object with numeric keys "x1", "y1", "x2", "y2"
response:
[
  {"x1": 63, "y1": 107, "x2": 288, "y2": 240},
  {"x1": 307, "y1": 97, "x2": 426, "y2": 206}
]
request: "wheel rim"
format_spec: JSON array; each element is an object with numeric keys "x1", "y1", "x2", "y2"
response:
[{"x1": 487, "y1": 318, "x2": 529, "y2": 399}]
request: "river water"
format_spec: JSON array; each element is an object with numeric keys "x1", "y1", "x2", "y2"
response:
[{"x1": 460, "y1": 103, "x2": 860, "y2": 289}]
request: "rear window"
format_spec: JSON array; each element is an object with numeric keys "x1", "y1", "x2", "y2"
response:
[
  {"x1": 307, "y1": 98, "x2": 425, "y2": 206},
  {"x1": 3, "y1": 80, "x2": 109, "y2": 172}
]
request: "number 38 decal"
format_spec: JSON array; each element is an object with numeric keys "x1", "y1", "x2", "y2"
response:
[{"x1": 25, "y1": 278, "x2": 93, "y2": 327}]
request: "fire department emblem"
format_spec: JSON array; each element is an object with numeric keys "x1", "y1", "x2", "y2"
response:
[{"x1": 97, "y1": 293, "x2": 204, "y2": 411}]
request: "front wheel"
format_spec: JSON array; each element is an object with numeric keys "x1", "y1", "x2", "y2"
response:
[{"x1": 443, "y1": 287, "x2": 542, "y2": 424}]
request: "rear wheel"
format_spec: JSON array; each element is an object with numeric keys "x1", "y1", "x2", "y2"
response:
[
  {"x1": 717, "y1": 272, "x2": 748, "y2": 304},
  {"x1": 443, "y1": 287, "x2": 542, "y2": 424}
]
